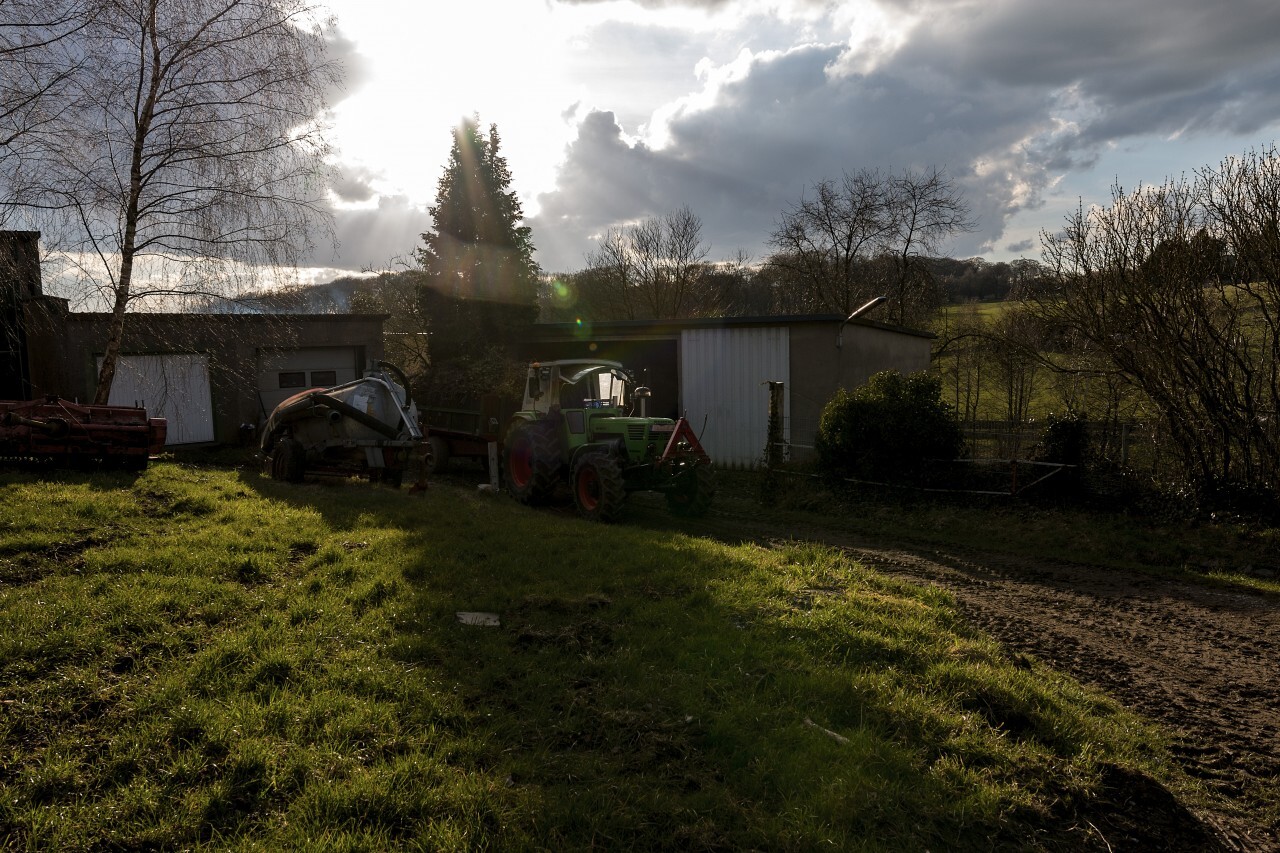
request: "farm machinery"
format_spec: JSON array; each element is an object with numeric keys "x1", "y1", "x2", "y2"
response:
[
  {"x1": 504, "y1": 359, "x2": 715, "y2": 522},
  {"x1": 260, "y1": 362, "x2": 423, "y2": 487},
  {"x1": 0, "y1": 396, "x2": 166, "y2": 470}
]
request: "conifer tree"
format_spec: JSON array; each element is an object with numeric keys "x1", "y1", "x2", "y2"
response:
[{"x1": 416, "y1": 117, "x2": 539, "y2": 401}]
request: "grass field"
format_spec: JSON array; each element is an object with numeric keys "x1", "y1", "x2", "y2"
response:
[{"x1": 0, "y1": 460, "x2": 1205, "y2": 850}]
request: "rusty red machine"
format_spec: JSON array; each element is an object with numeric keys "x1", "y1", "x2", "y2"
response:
[{"x1": 0, "y1": 396, "x2": 167, "y2": 470}]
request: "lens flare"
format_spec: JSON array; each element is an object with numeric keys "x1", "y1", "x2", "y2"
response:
[{"x1": 550, "y1": 278, "x2": 576, "y2": 309}]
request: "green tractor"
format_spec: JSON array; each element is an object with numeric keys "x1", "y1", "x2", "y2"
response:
[{"x1": 504, "y1": 359, "x2": 715, "y2": 522}]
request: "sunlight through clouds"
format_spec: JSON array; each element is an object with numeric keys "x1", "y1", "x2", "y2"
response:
[{"x1": 311, "y1": 0, "x2": 1280, "y2": 275}]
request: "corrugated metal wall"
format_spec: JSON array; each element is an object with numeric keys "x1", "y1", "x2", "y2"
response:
[{"x1": 680, "y1": 327, "x2": 789, "y2": 468}]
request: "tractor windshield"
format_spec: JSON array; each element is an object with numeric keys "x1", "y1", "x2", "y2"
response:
[{"x1": 562, "y1": 365, "x2": 628, "y2": 409}]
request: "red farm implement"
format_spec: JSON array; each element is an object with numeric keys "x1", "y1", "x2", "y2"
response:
[{"x1": 0, "y1": 396, "x2": 166, "y2": 470}]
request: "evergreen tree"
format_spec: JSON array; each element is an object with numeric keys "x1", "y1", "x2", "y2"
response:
[{"x1": 416, "y1": 117, "x2": 539, "y2": 401}]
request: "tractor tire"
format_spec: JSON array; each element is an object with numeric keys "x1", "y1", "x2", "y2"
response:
[
  {"x1": 425, "y1": 435, "x2": 450, "y2": 475},
  {"x1": 666, "y1": 462, "x2": 715, "y2": 517},
  {"x1": 270, "y1": 437, "x2": 306, "y2": 483},
  {"x1": 572, "y1": 452, "x2": 626, "y2": 523},
  {"x1": 504, "y1": 421, "x2": 559, "y2": 504}
]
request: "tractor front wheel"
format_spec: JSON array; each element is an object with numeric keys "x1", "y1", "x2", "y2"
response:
[
  {"x1": 572, "y1": 453, "x2": 626, "y2": 522},
  {"x1": 505, "y1": 421, "x2": 558, "y2": 504},
  {"x1": 666, "y1": 463, "x2": 715, "y2": 517}
]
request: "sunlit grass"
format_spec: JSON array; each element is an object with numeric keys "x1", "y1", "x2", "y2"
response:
[{"x1": 0, "y1": 462, "x2": 1197, "y2": 849}]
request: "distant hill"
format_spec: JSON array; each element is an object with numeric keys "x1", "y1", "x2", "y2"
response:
[{"x1": 202, "y1": 276, "x2": 373, "y2": 314}]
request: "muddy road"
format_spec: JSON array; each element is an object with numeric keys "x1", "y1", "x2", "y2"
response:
[{"x1": 628, "y1": 495, "x2": 1280, "y2": 851}]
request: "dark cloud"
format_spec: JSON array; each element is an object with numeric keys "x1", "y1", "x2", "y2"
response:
[
  {"x1": 528, "y1": 0, "x2": 1280, "y2": 271},
  {"x1": 308, "y1": 194, "x2": 426, "y2": 271},
  {"x1": 554, "y1": 0, "x2": 734, "y2": 8},
  {"x1": 330, "y1": 165, "x2": 379, "y2": 204},
  {"x1": 904, "y1": 0, "x2": 1280, "y2": 139},
  {"x1": 530, "y1": 43, "x2": 1050, "y2": 269},
  {"x1": 1005, "y1": 239, "x2": 1035, "y2": 254}
]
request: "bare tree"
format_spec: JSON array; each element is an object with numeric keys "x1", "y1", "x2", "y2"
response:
[
  {"x1": 583, "y1": 206, "x2": 712, "y2": 319},
  {"x1": 0, "y1": 0, "x2": 95, "y2": 157},
  {"x1": 1035, "y1": 145, "x2": 1280, "y2": 502},
  {"x1": 767, "y1": 169, "x2": 893, "y2": 317},
  {"x1": 0, "y1": 0, "x2": 339, "y2": 403},
  {"x1": 768, "y1": 166, "x2": 974, "y2": 327},
  {"x1": 885, "y1": 166, "x2": 977, "y2": 324},
  {"x1": 350, "y1": 270, "x2": 431, "y2": 394}
]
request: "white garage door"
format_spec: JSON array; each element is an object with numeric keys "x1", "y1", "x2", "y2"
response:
[
  {"x1": 680, "y1": 327, "x2": 789, "y2": 468},
  {"x1": 256, "y1": 347, "x2": 361, "y2": 418},
  {"x1": 101, "y1": 353, "x2": 215, "y2": 445}
]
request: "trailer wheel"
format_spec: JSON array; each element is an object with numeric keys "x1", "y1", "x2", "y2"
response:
[
  {"x1": 666, "y1": 463, "x2": 715, "y2": 517},
  {"x1": 425, "y1": 435, "x2": 450, "y2": 475},
  {"x1": 505, "y1": 421, "x2": 557, "y2": 504},
  {"x1": 572, "y1": 452, "x2": 626, "y2": 522},
  {"x1": 271, "y1": 437, "x2": 306, "y2": 483}
]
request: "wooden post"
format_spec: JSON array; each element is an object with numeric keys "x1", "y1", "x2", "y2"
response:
[
  {"x1": 765, "y1": 381, "x2": 784, "y2": 469},
  {"x1": 761, "y1": 381, "x2": 784, "y2": 507}
]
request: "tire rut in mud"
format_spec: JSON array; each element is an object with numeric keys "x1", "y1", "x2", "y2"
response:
[{"x1": 648, "y1": 502, "x2": 1279, "y2": 851}]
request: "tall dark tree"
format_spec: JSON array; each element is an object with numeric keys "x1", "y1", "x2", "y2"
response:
[{"x1": 415, "y1": 118, "x2": 539, "y2": 401}]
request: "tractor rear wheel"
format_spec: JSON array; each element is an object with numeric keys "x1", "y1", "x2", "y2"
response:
[
  {"x1": 505, "y1": 421, "x2": 558, "y2": 504},
  {"x1": 666, "y1": 462, "x2": 715, "y2": 517},
  {"x1": 270, "y1": 437, "x2": 306, "y2": 483},
  {"x1": 572, "y1": 452, "x2": 626, "y2": 522}
]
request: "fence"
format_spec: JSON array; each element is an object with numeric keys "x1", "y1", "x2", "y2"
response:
[{"x1": 761, "y1": 382, "x2": 1170, "y2": 496}]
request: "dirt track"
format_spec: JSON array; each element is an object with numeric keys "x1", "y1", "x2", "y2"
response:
[{"x1": 643, "y1": 497, "x2": 1280, "y2": 851}]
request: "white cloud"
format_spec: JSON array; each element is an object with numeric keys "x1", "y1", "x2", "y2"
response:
[
  {"x1": 316, "y1": 0, "x2": 1280, "y2": 277},
  {"x1": 524, "y1": 0, "x2": 1280, "y2": 271}
]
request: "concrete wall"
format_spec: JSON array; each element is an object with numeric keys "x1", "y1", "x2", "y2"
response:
[
  {"x1": 0, "y1": 231, "x2": 43, "y2": 398},
  {"x1": 36, "y1": 312, "x2": 386, "y2": 443},
  {"x1": 787, "y1": 319, "x2": 934, "y2": 447}
]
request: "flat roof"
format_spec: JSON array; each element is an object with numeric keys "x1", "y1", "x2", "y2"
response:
[{"x1": 526, "y1": 313, "x2": 934, "y2": 339}]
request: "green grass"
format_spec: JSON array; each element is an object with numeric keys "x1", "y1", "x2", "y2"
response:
[
  {"x1": 752, "y1": 470, "x2": 1280, "y2": 596},
  {"x1": 0, "y1": 462, "x2": 1195, "y2": 849}
]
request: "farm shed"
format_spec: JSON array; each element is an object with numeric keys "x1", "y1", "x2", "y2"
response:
[
  {"x1": 522, "y1": 315, "x2": 933, "y2": 468},
  {"x1": 3, "y1": 231, "x2": 388, "y2": 446}
]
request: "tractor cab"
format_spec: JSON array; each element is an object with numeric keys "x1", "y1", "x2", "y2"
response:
[
  {"x1": 506, "y1": 358, "x2": 713, "y2": 522},
  {"x1": 522, "y1": 359, "x2": 630, "y2": 415}
]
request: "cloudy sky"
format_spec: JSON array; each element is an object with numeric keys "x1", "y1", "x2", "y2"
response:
[{"x1": 312, "y1": 0, "x2": 1280, "y2": 281}]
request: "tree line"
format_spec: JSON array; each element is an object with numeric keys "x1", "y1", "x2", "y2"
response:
[{"x1": 542, "y1": 166, "x2": 976, "y2": 329}]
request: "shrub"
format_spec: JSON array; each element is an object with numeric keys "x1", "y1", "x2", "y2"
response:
[
  {"x1": 815, "y1": 371, "x2": 963, "y2": 483},
  {"x1": 1033, "y1": 413, "x2": 1091, "y2": 467}
]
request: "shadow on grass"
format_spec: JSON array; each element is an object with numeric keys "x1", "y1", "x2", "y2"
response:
[{"x1": 232, "y1": 469, "x2": 1218, "y2": 851}]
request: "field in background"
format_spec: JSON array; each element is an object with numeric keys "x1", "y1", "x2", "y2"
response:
[{"x1": 0, "y1": 461, "x2": 1239, "y2": 849}]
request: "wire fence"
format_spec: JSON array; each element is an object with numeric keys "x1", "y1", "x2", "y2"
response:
[{"x1": 766, "y1": 410, "x2": 1169, "y2": 498}]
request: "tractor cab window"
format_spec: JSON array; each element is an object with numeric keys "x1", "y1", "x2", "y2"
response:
[
  {"x1": 563, "y1": 366, "x2": 628, "y2": 409},
  {"x1": 594, "y1": 370, "x2": 627, "y2": 407}
]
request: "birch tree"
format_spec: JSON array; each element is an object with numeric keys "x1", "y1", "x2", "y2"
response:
[{"x1": 0, "y1": 0, "x2": 339, "y2": 403}]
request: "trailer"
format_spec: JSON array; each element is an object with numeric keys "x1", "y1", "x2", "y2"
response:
[
  {"x1": 418, "y1": 395, "x2": 517, "y2": 474},
  {"x1": 259, "y1": 362, "x2": 423, "y2": 487}
]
